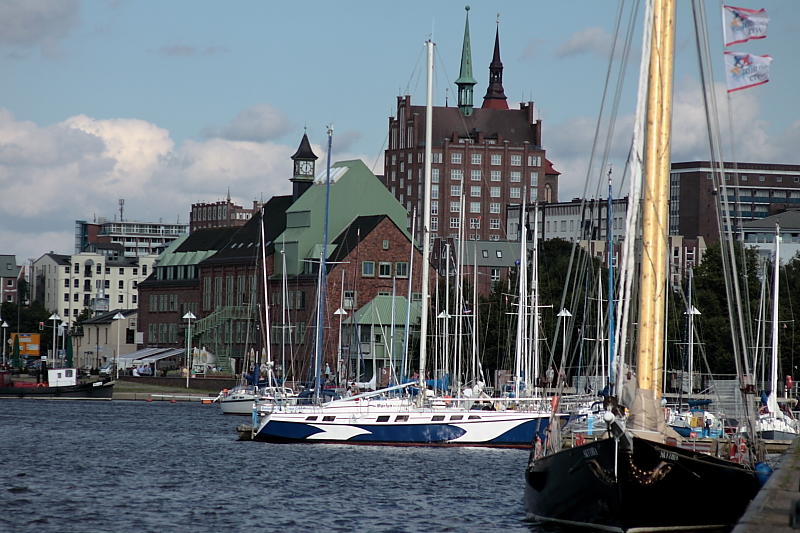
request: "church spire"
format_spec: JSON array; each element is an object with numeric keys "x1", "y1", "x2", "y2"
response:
[
  {"x1": 455, "y1": 6, "x2": 477, "y2": 117},
  {"x1": 482, "y1": 21, "x2": 508, "y2": 109}
]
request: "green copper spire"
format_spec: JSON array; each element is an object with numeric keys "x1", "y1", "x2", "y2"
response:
[{"x1": 455, "y1": 6, "x2": 477, "y2": 116}]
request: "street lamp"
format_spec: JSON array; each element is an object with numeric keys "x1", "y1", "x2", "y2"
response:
[
  {"x1": 334, "y1": 307, "x2": 348, "y2": 386},
  {"x1": 1, "y1": 320, "x2": 8, "y2": 367},
  {"x1": 49, "y1": 313, "x2": 60, "y2": 368},
  {"x1": 183, "y1": 312, "x2": 196, "y2": 388},
  {"x1": 60, "y1": 321, "x2": 68, "y2": 367},
  {"x1": 113, "y1": 312, "x2": 125, "y2": 380},
  {"x1": 557, "y1": 308, "x2": 572, "y2": 388}
]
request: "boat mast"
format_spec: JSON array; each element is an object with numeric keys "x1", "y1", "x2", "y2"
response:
[
  {"x1": 418, "y1": 40, "x2": 433, "y2": 402},
  {"x1": 636, "y1": 0, "x2": 675, "y2": 396},
  {"x1": 770, "y1": 224, "x2": 780, "y2": 402},
  {"x1": 514, "y1": 196, "x2": 527, "y2": 398},
  {"x1": 259, "y1": 206, "x2": 274, "y2": 386},
  {"x1": 314, "y1": 127, "x2": 333, "y2": 403}
]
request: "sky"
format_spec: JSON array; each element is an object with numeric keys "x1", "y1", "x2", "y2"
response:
[{"x1": 0, "y1": 0, "x2": 798, "y2": 266}]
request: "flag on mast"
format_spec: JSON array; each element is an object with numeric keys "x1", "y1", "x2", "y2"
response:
[
  {"x1": 724, "y1": 52, "x2": 772, "y2": 92},
  {"x1": 723, "y1": 5, "x2": 769, "y2": 46}
]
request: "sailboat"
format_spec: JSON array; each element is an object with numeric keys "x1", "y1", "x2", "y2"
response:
[
  {"x1": 524, "y1": 1, "x2": 762, "y2": 530},
  {"x1": 756, "y1": 224, "x2": 799, "y2": 441},
  {"x1": 249, "y1": 40, "x2": 553, "y2": 447}
]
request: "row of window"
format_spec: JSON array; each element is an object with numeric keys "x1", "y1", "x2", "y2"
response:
[
  {"x1": 202, "y1": 275, "x2": 258, "y2": 311},
  {"x1": 64, "y1": 264, "x2": 146, "y2": 276},
  {"x1": 701, "y1": 172, "x2": 800, "y2": 183},
  {"x1": 389, "y1": 152, "x2": 543, "y2": 167},
  {"x1": 269, "y1": 322, "x2": 307, "y2": 344},
  {"x1": 64, "y1": 292, "x2": 137, "y2": 304},
  {"x1": 361, "y1": 261, "x2": 408, "y2": 278},
  {"x1": 269, "y1": 290, "x2": 307, "y2": 310},
  {"x1": 64, "y1": 278, "x2": 136, "y2": 290},
  {"x1": 429, "y1": 218, "x2": 501, "y2": 231}
]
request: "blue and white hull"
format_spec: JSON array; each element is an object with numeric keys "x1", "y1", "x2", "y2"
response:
[{"x1": 253, "y1": 402, "x2": 555, "y2": 447}]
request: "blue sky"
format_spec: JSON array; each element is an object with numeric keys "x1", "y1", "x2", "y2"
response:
[{"x1": 0, "y1": 0, "x2": 798, "y2": 265}]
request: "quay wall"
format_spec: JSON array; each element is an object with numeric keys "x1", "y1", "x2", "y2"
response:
[
  {"x1": 117, "y1": 376, "x2": 236, "y2": 391},
  {"x1": 733, "y1": 438, "x2": 800, "y2": 533}
]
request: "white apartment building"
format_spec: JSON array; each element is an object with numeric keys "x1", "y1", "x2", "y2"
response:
[{"x1": 33, "y1": 248, "x2": 155, "y2": 326}]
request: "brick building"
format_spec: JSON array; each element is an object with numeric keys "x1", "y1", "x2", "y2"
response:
[
  {"x1": 669, "y1": 161, "x2": 800, "y2": 244},
  {"x1": 189, "y1": 189, "x2": 261, "y2": 233},
  {"x1": 384, "y1": 9, "x2": 560, "y2": 243}
]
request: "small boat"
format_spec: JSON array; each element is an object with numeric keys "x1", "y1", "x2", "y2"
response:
[
  {"x1": 216, "y1": 385, "x2": 296, "y2": 415},
  {"x1": 0, "y1": 367, "x2": 114, "y2": 399}
]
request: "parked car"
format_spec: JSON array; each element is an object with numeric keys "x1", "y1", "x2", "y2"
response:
[{"x1": 99, "y1": 362, "x2": 114, "y2": 376}]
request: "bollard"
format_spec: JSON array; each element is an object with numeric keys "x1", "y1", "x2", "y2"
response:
[{"x1": 791, "y1": 499, "x2": 800, "y2": 529}]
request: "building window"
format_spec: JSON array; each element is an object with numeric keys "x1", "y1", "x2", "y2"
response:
[
  {"x1": 378, "y1": 262, "x2": 392, "y2": 277},
  {"x1": 73, "y1": 293, "x2": 79, "y2": 302},
  {"x1": 511, "y1": 155, "x2": 521, "y2": 166},
  {"x1": 432, "y1": 152, "x2": 441, "y2": 163},
  {"x1": 491, "y1": 268, "x2": 500, "y2": 282},
  {"x1": 344, "y1": 290, "x2": 356, "y2": 309},
  {"x1": 470, "y1": 202, "x2": 481, "y2": 213},
  {"x1": 491, "y1": 154, "x2": 501, "y2": 165},
  {"x1": 451, "y1": 185, "x2": 461, "y2": 196},
  {"x1": 450, "y1": 218, "x2": 460, "y2": 229},
  {"x1": 431, "y1": 201, "x2": 438, "y2": 215},
  {"x1": 530, "y1": 172, "x2": 539, "y2": 186},
  {"x1": 491, "y1": 171, "x2": 501, "y2": 182},
  {"x1": 490, "y1": 219, "x2": 500, "y2": 230},
  {"x1": 451, "y1": 152, "x2": 462, "y2": 164},
  {"x1": 510, "y1": 187, "x2": 521, "y2": 198},
  {"x1": 471, "y1": 170, "x2": 481, "y2": 181},
  {"x1": 431, "y1": 185, "x2": 439, "y2": 199},
  {"x1": 118, "y1": 295, "x2": 124, "y2": 303},
  {"x1": 119, "y1": 268, "x2": 124, "y2": 275},
  {"x1": 63, "y1": 293, "x2": 69, "y2": 302},
  {"x1": 396, "y1": 262, "x2": 409, "y2": 277},
  {"x1": 450, "y1": 202, "x2": 460, "y2": 213},
  {"x1": 496, "y1": 250, "x2": 503, "y2": 258},
  {"x1": 490, "y1": 203, "x2": 500, "y2": 214},
  {"x1": 451, "y1": 169, "x2": 463, "y2": 181},
  {"x1": 431, "y1": 168, "x2": 439, "y2": 182},
  {"x1": 64, "y1": 279, "x2": 69, "y2": 288},
  {"x1": 118, "y1": 280, "x2": 124, "y2": 289},
  {"x1": 530, "y1": 189, "x2": 538, "y2": 202},
  {"x1": 510, "y1": 171, "x2": 521, "y2": 182},
  {"x1": 470, "y1": 218, "x2": 480, "y2": 229},
  {"x1": 470, "y1": 186, "x2": 481, "y2": 197},
  {"x1": 490, "y1": 187, "x2": 501, "y2": 198},
  {"x1": 528, "y1": 155, "x2": 542, "y2": 166},
  {"x1": 471, "y1": 153, "x2": 482, "y2": 165},
  {"x1": 74, "y1": 279, "x2": 79, "y2": 288},
  {"x1": 362, "y1": 261, "x2": 375, "y2": 277},
  {"x1": 561, "y1": 221, "x2": 567, "y2": 232},
  {"x1": 431, "y1": 217, "x2": 438, "y2": 231},
  {"x1": 104, "y1": 280, "x2": 110, "y2": 289}
]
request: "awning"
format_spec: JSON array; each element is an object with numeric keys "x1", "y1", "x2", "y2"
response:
[{"x1": 118, "y1": 347, "x2": 184, "y2": 367}]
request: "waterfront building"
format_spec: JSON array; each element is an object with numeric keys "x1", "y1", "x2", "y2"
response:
[
  {"x1": 31, "y1": 250, "x2": 154, "y2": 325},
  {"x1": 0, "y1": 255, "x2": 22, "y2": 304},
  {"x1": 741, "y1": 210, "x2": 800, "y2": 263},
  {"x1": 189, "y1": 190, "x2": 261, "y2": 233},
  {"x1": 384, "y1": 9, "x2": 560, "y2": 244},
  {"x1": 75, "y1": 209, "x2": 187, "y2": 258},
  {"x1": 72, "y1": 309, "x2": 138, "y2": 371},
  {"x1": 669, "y1": 161, "x2": 800, "y2": 244}
]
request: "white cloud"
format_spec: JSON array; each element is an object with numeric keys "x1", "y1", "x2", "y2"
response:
[
  {"x1": 0, "y1": 108, "x2": 312, "y2": 263},
  {"x1": 555, "y1": 27, "x2": 613, "y2": 59},
  {"x1": 0, "y1": 0, "x2": 80, "y2": 59},
  {"x1": 202, "y1": 103, "x2": 293, "y2": 143}
]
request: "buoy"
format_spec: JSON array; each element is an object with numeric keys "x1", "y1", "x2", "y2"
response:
[
  {"x1": 202, "y1": 399, "x2": 211, "y2": 404},
  {"x1": 146, "y1": 398, "x2": 153, "y2": 402},
  {"x1": 170, "y1": 399, "x2": 177, "y2": 403}
]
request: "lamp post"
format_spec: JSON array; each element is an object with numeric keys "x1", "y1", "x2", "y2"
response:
[
  {"x1": 113, "y1": 312, "x2": 125, "y2": 380},
  {"x1": 334, "y1": 306, "x2": 348, "y2": 386},
  {"x1": 183, "y1": 312, "x2": 196, "y2": 388},
  {"x1": 557, "y1": 308, "x2": 572, "y2": 388},
  {"x1": 48, "y1": 313, "x2": 60, "y2": 368},
  {"x1": 60, "y1": 321, "x2": 68, "y2": 367},
  {"x1": 1, "y1": 320, "x2": 8, "y2": 367}
]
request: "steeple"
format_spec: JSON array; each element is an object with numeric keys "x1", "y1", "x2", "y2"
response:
[
  {"x1": 482, "y1": 23, "x2": 508, "y2": 109},
  {"x1": 455, "y1": 6, "x2": 477, "y2": 117},
  {"x1": 290, "y1": 132, "x2": 318, "y2": 202}
]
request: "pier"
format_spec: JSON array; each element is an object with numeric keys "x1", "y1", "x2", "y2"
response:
[{"x1": 734, "y1": 438, "x2": 800, "y2": 532}]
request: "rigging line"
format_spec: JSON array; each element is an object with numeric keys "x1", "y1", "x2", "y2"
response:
[
  {"x1": 549, "y1": 0, "x2": 631, "y2": 367},
  {"x1": 692, "y1": 0, "x2": 758, "y2": 443},
  {"x1": 403, "y1": 43, "x2": 427, "y2": 97}
]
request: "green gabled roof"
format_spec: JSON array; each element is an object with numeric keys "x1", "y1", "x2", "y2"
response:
[
  {"x1": 345, "y1": 295, "x2": 421, "y2": 326},
  {"x1": 274, "y1": 159, "x2": 408, "y2": 276}
]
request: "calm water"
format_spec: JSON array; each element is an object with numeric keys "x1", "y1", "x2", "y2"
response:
[{"x1": 0, "y1": 399, "x2": 557, "y2": 533}]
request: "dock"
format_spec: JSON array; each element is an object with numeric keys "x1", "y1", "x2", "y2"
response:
[{"x1": 733, "y1": 438, "x2": 800, "y2": 532}]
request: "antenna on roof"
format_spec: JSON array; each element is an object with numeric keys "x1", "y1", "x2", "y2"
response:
[{"x1": 118, "y1": 199, "x2": 125, "y2": 222}]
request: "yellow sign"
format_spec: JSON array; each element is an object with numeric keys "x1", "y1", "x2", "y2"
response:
[{"x1": 11, "y1": 333, "x2": 40, "y2": 357}]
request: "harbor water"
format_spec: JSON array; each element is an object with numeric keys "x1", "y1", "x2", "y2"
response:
[{"x1": 0, "y1": 400, "x2": 554, "y2": 533}]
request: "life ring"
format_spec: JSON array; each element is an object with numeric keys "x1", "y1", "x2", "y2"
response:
[
  {"x1": 575, "y1": 433, "x2": 586, "y2": 446},
  {"x1": 444, "y1": 395, "x2": 451, "y2": 406},
  {"x1": 36, "y1": 383, "x2": 46, "y2": 388}
]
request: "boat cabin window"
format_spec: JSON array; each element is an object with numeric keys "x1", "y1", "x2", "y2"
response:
[
  {"x1": 377, "y1": 416, "x2": 390, "y2": 422},
  {"x1": 65, "y1": 370, "x2": 73, "y2": 377},
  {"x1": 395, "y1": 415, "x2": 409, "y2": 422},
  {"x1": 305, "y1": 416, "x2": 318, "y2": 421},
  {"x1": 468, "y1": 415, "x2": 481, "y2": 420},
  {"x1": 322, "y1": 416, "x2": 335, "y2": 422},
  {"x1": 450, "y1": 415, "x2": 463, "y2": 421},
  {"x1": 432, "y1": 415, "x2": 445, "y2": 421}
]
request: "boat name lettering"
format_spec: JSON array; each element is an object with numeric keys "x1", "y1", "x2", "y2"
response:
[
  {"x1": 659, "y1": 450, "x2": 679, "y2": 462},
  {"x1": 583, "y1": 447, "x2": 598, "y2": 458}
]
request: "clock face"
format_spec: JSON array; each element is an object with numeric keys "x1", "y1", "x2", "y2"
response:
[{"x1": 297, "y1": 161, "x2": 314, "y2": 176}]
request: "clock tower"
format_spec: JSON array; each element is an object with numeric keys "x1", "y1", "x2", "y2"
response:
[{"x1": 290, "y1": 132, "x2": 318, "y2": 202}]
